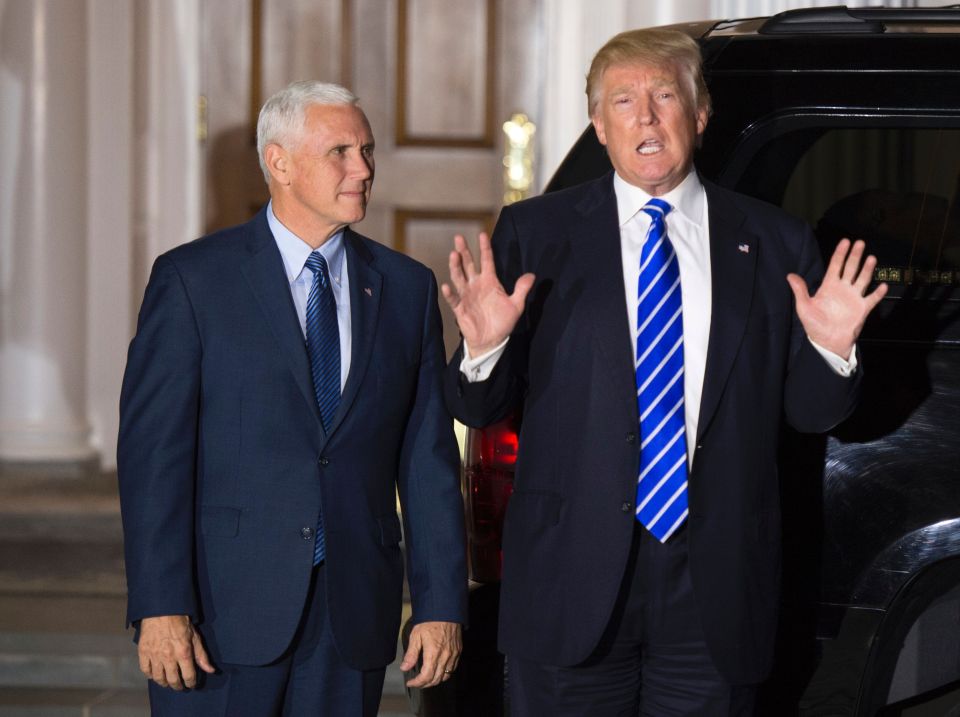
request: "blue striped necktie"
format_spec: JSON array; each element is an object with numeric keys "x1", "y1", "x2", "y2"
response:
[
  {"x1": 634, "y1": 199, "x2": 689, "y2": 543},
  {"x1": 305, "y1": 251, "x2": 340, "y2": 564}
]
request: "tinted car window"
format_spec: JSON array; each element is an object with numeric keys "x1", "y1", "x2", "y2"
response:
[{"x1": 731, "y1": 126, "x2": 960, "y2": 297}]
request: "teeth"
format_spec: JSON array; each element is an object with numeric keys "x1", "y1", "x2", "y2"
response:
[{"x1": 637, "y1": 144, "x2": 662, "y2": 155}]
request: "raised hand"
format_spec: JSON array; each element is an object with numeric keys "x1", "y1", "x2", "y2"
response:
[
  {"x1": 786, "y1": 238, "x2": 888, "y2": 361},
  {"x1": 441, "y1": 232, "x2": 535, "y2": 356}
]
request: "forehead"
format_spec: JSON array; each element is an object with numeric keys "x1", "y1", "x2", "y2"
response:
[
  {"x1": 601, "y1": 61, "x2": 682, "y2": 93},
  {"x1": 302, "y1": 103, "x2": 373, "y2": 142}
]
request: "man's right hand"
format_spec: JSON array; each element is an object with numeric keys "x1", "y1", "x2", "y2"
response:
[
  {"x1": 138, "y1": 614, "x2": 216, "y2": 690},
  {"x1": 440, "y1": 232, "x2": 535, "y2": 356}
]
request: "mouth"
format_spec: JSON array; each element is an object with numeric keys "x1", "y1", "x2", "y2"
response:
[{"x1": 636, "y1": 139, "x2": 664, "y2": 156}]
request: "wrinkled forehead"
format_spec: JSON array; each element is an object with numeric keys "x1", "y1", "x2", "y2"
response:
[
  {"x1": 304, "y1": 103, "x2": 374, "y2": 138},
  {"x1": 601, "y1": 60, "x2": 684, "y2": 93}
]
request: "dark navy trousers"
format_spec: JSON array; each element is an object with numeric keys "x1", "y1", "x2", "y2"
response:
[
  {"x1": 507, "y1": 525, "x2": 758, "y2": 716},
  {"x1": 148, "y1": 564, "x2": 387, "y2": 717}
]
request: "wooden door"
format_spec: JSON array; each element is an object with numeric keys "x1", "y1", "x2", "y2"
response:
[{"x1": 200, "y1": 0, "x2": 541, "y2": 357}]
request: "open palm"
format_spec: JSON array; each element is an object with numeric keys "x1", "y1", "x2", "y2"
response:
[
  {"x1": 441, "y1": 233, "x2": 535, "y2": 356},
  {"x1": 787, "y1": 238, "x2": 888, "y2": 360}
]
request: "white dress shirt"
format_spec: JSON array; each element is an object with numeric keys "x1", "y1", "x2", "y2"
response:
[
  {"x1": 461, "y1": 171, "x2": 856, "y2": 464},
  {"x1": 267, "y1": 201, "x2": 352, "y2": 390}
]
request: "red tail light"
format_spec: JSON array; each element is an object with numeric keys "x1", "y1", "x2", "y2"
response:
[{"x1": 462, "y1": 413, "x2": 519, "y2": 583}]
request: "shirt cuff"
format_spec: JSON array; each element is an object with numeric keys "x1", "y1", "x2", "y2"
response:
[
  {"x1": 808, "y1": 338, "x2": 858, "y2": 377},
  {"x1": 460, "y1": 338, "x2": 510, "y2": 383}
]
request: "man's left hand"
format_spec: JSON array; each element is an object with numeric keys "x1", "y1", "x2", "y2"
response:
[
  {"x1": 400, "y1": 620, "x2": 462, "y2": 688},
  {"x1": 787, "y1": 238, "x2": 888, "y2": 360}
]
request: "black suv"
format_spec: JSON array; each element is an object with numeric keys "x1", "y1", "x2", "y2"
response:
[{"x1": 406, "y1": 7, "x2": 960, "y2": 716}]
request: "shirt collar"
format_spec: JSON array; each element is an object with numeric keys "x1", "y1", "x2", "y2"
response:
[
  {"x1": 267, "y1": 200, "x2": 346, "y2": 285},
  {"x1": 613, "y1": 170, "x2": 706, "y2": 230}
]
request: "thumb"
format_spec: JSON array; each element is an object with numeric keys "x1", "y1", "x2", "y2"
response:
[
  {"x1": 400, "y1": 631, "x2": 422, "y2": 671},
  {"x1": 785, "y1": 273, "x2": 810, "y2": 306},
  {"x1": 192, "y1": 631, "x2": 216, "y2": 674},
  {"x1": 510, "y1": 272, "x2": 536, "y2": 309}
]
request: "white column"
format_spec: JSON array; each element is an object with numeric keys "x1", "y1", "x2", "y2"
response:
[
  {"x1": 133, "y1": 0, "x2": 203, "y2": 291},
  {"x1": 0, "y1": 0, "x2": 97, "y2": 470},
  {"x1": 87, "y1": 0, "x2": 134, "y2": 472}
]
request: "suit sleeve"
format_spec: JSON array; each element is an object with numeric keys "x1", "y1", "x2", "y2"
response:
[
  {"x1": 783, "y1": 224, "x2": 863, "y2": 433},
  {"x1": 117, "y1": 255, "x2": 201, "y2": 626},
  {"x1": 398, "y1": 273, "x2": 468, "y2": 625},
  {"x1": 444, "y1": 206, "x2": 531, "y2": 428}
]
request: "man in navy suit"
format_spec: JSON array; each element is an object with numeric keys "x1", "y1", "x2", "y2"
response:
[
  {"x1": 118, "y1": 81, "x2": 467, "y2": 716},
  {"x1": 442, "y1": 30, "x2": 887, "y2": 716}
]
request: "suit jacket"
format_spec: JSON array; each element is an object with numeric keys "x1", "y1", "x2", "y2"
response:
[
  {"x1": 119, "y1": 207, "x2": 467, "y2": 669},
  {"x1": 444, "y1": 172, "x2": 860, "y2": 684}
]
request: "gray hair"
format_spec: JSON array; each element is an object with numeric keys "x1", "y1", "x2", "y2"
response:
[{"x1": 256, "y1": 80, "x2": 359, "y2": 183}]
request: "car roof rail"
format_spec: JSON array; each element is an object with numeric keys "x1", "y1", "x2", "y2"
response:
[{"x1": 758, "y1": 5, "x2": 960, "y2": 35}]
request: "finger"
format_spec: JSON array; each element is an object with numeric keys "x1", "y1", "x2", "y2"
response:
[
  {"x1": 854, "y1": 254, "x2": 878, "y2": 293},
  {"x1": 138, "y1": 651, "x2": 152, "y2": 679},
  {"x1": 399, "y1": 633, "x2": 421, "y2": 672},
  {"x1": 864, "y1": 281, "x2": 889, "y2": 311},
  {"x1": 454, "y1": 234, "x2": 478, "y2": 279},
  {"x1": 406, "y1": 643, "x2": 443, "y2": 688},
  {"x1": 179, "y1": 656, "x2": 198, "y2": 689},
  {"x1": 826, "y1": 238, "x2": 852, "y2": 280},
  {"x1": 150, "y1": 658, "x2": 169, "y2": 688},
  {"x1": 447, "y1": 248, "x2": 468, "y2": 293},
  {"x1": 440, "y1": 282, "x2": 460, "y2": 310},
  {"x1": 477, "y1": 232, "x2": 496, "y2": 274},
  {"x1": 841, "y1": 240, "x2": 866, "y2": 282},
  {"x1": 164, "y1": 660, "x2": 185, "y2": 691},
  {"x1": 406, "y1": 669, "x2": 433, "y2": 688}
]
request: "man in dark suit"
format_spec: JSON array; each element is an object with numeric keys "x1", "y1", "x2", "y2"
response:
[
  {"x1": 441, "y1": 29, "x2": 886, "y2": 716},
  {"x1": 118, "y1": 80, "x2": 467, "y2": 716}
]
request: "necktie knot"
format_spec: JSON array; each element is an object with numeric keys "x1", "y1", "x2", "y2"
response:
[
  {"x1": 640, "y1": 198, "x2": 672, "y2": 231},
  {"x1": 641, "y1": 197, "x2": 672, "y2": 218},
  {"x1": 305, "y1": 252, "x2": 331, "y2": 289}
]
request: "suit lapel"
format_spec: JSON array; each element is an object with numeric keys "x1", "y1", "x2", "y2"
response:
[
  {"x1": 240, "y1": 209, "x2": 324, "y2": 429},
  {"x1": 567, "y1": 176, "x2": 639, "y2": 422},
  {"x1": 697, "y1": 181, "x2": 758, "y2": 441},
  {"x1": 325, "y1": 229, "x2": 382, "y2": 438}
]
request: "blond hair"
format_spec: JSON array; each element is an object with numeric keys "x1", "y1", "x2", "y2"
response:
[{"x1": 586, "y1": 28, "x2": 711, "y2": 118}]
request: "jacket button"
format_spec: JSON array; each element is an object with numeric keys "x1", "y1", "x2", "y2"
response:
[
  {"x1": 301, "y1": 527, "x2": 314, "y2": 540},
  {"x1": 625, "y1": 432, "x2": 637, "y2": 444},
  {"x1": 621, "y1": 502, "x2": 632, "y2": 512},
  {"x1": 318, "y1": 456, "x2": 329, "y2": 466}
]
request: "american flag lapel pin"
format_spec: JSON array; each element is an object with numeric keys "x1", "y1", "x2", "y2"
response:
[
  {"x1": 738, "y1": 243, "x2": 750, "y2": 254},
  {"x1": 364, "y1": 287, "x2": 373, "y2": 297}
]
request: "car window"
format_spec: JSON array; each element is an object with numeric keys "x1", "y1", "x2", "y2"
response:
[
  {"x1": 733, "y1": 126, "x2": 960, "y2": 292},
  {"x1": 725, "y1": 124, "x2": 960, "y2": 344}
]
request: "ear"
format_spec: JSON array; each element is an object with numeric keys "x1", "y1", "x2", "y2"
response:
[
  {"x1": 591, "y1": 113, "x2": 608, "y2": 146},
  {"x1": 695, "y1": 106, "x2": 709, "y2": 138},
  {"x1": 264, "y1": 143, "x2": 291, "y2": 185}
]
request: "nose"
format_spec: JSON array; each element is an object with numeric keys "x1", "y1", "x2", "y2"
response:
[
  {"x1": 348, "y1": 150, "x2": 373, "y2": 180},
  {"x1": 636, "y1": 97, "x2": 656, "y2": 125}
]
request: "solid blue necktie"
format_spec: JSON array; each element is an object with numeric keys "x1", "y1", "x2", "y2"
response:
[
  {"x1": 634, "y1": 199, "x2": 689, "y2": 542},
  {"x1": 305, "y1": 251, "x2": 340, "y2": 564}
]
